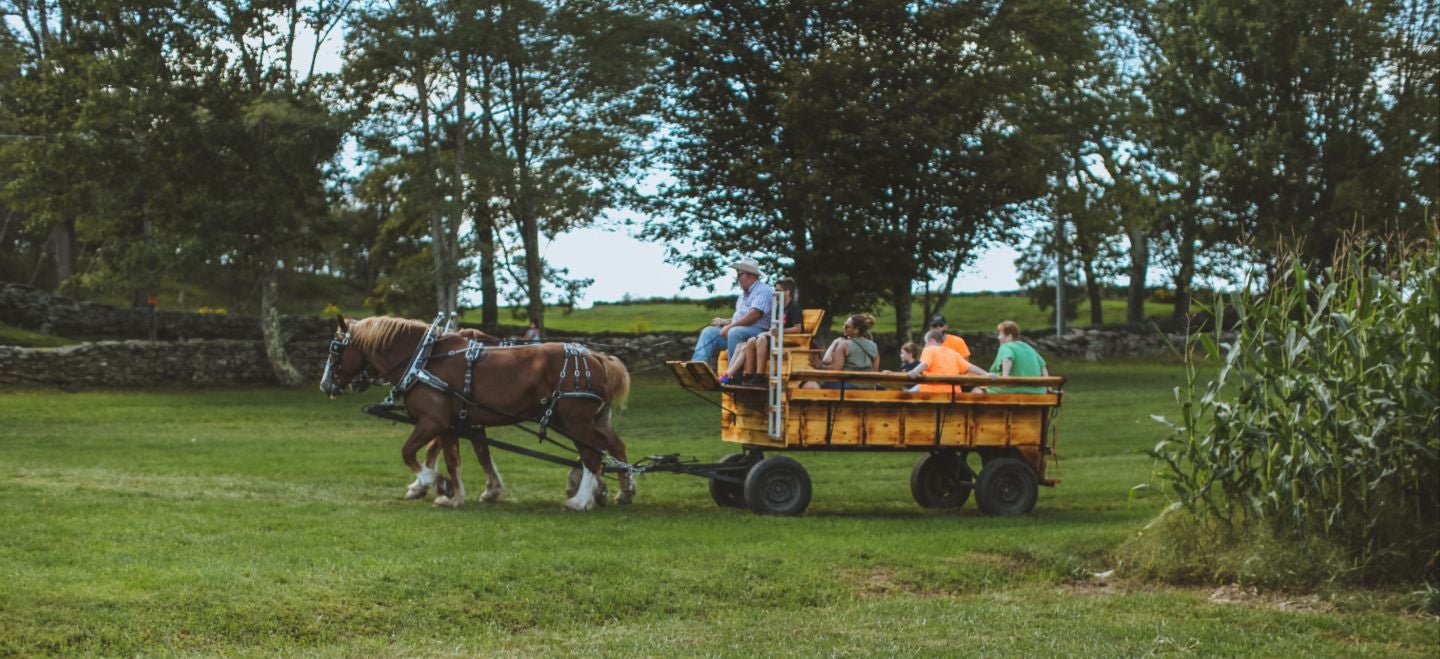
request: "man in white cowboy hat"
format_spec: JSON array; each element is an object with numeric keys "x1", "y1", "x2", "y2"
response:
[{"x1": 690, "y1": 257, "x2": 775, "y2": 365}]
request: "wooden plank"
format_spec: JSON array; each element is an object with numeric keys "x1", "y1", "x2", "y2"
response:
[
  {"x1": 864, "y1": 408, "x2": 904, "y2": 446},
  {"x1": 787, "y1": 388, "x2": 1061, "y2": 408},
  {"x1": 795, "y1": 403, "x2": 830, "y2": 447},
  {"x1": 901, "y1": 407, "x2": 939, "y2": 447},
  {"x1": 827, "y1": 405, "x2": 864, "y2": 445},
  {"x1": 973, "y1": 407, "x2": 1011, "y2": 445},
  {"x1": 722, "y1": 424, "x2": 784, "y2": 447},
  {"x1": 790, "y1": 368, "x2": 1065, "y2": 389},
  {"x1": 1009, "y1": 409, "x2": 1045, "y2": 445},
  {"x1": 938, "y1": 406, "x2": 972, "y2": 446},
  {"x1": 666, "y1": 360, "x2": 725, "y2": 391}
]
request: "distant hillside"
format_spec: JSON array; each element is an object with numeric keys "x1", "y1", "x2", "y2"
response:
[{"x1": 471, "y1": 294, "x2": 1171, "y2": 334}]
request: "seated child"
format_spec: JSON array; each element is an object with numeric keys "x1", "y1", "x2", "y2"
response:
[
  {"x1": 897, "y1": 341, "x2": 921, "y2": 373},
  {"x1": 906, "y1": 329, "x2": 988, "y2": 392},
  {"x1": 986, "y1": 320, "x2": 1049, "y2": 394}
]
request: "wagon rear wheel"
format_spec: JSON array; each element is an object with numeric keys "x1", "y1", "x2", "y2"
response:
[
  {"x1": 708, "y1": 453, "x2": 754, "y2": 508},
  {"x1": 975, "y1": 457, "x2": 1038, "y2": 516},
  {"x1": 743, "y1": 456, "x2": 812, "y2": 516},
  {"x1": 910, "y1": 450, "x2": 975, "y2": 508}
]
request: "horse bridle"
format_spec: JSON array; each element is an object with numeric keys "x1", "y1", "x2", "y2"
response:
[{"x1": 327, "y1": 330, "x2": 373, "y2": 393}]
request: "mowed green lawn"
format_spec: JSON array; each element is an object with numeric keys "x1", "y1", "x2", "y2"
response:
[
  {"x1": 468, "y1": 296, "x2": 1173, "y2": 334},
  {"x1": 1, "y1": 361, "x2": 1432, "y2": 656}
]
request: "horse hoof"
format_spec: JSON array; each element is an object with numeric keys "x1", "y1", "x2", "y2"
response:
[
  {"x1": 434, "y1": 496, "x2": 461, "y2": 509},
  {"x1": 480, "y1": 490, "x2": 503, "y2": 504},
  {"x1": 562, "y1": 499, "x2": 593, "y2": 512},
  {"x1": 436, "y1": 477, "x2": 455, "y2": 499},
  {"x1": 615, "y1": 491, "x2": 635, "y2": 505},
  {"x1": 405, "y1": 487, "x2": 428, "y2": 500}
]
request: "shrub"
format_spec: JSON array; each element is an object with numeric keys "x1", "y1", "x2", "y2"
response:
[{"x1": 1144, "y1": 238, "x2": 1439, "y2": 585}]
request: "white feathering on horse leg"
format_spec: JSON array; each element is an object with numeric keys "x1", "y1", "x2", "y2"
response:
[
  {"x1": 563, "y1": 467, "x2": 599, "y2": 512},
  {"x1": 434, "y1": 479, "x2": 465, "y2": 509},
  {"x1": 481, "y1": 462, "x2": 505, "y2": 503},
  {"x1": 406, "y1": 465, "x2": 438, "y2": 500}
]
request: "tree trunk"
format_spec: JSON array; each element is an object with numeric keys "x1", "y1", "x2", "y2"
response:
[
  {"x1": 1173, "y1": 221, "x2": 1195, "y2": 319},
  {"x1": 50, "y1": 218, "x2": 75, "y2": 285},
  {"x1": 260, "y1": 243, "x2": 304, "y2": 386},
  {"x1": 1084, "y1": 259, "x2": 1103, "y2": 326},
  {"x1": 892, "y1": 284, "x2": 913, "y2": 344},
  {"x1": 475, "y1": 206, "x2": 499, "y2": 324},
  {"x1": 520, "y1": 192, "x2": 543, "y2": 330},
  {"x1": 448, "y1": 54, "x2": 468, "y2": 319},
  {"x1": 1125, "y1": 224, "x2": 1149, "y2": 325}
]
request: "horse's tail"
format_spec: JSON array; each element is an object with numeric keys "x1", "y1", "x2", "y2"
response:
[{"x1": 598, "y1": 353, "x2": 631, "y2": 413}]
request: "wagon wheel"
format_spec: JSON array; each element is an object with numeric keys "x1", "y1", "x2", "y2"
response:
[
  {"x1": 975, "y1": 457, "x2": 1038, "y2": 517},
  {"x1": 910, "y1": 450, "x2": 975, "y2": 509},
  {"x1": 708, "y1": 453, "x2": 755, "y2": 508},
  {"x1": 743, "y1": 456, "x2": 812, "y2": 516}
]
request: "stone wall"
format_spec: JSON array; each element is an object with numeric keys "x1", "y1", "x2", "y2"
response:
[
  {"x1": 0, "y1": 283, "x2": 1202, "y2": 388},
  {"x1": 0, "y1": 283, "x2": 331, "y2": 341},
  {"x1": 0, "y1": 339, "x2": 330, "y2": 389}
]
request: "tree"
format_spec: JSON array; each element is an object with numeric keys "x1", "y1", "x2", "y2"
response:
[
  {"x1": 346, "y1": 0, "x2": 660, "y2": 329},
  {"x1": 478, "y1": 0, "x2": 661, "y2": 330},
  {"x1": 1132, "y1": 0, "x2": 1439, "y2": 276},
  {"x1": 179, "y1": 0, "x2": 350, "y2": 384},
  {"x1": 652, "y1": 0, "x2": 1101, "y2": 338},
  {"x1": 347, "y1": 0, "x2": 471, "y2": 318}
]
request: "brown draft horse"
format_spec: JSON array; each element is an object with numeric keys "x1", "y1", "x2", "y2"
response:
[{"x1": 320, "y1": 316, "x2": 634, "y2": 511}]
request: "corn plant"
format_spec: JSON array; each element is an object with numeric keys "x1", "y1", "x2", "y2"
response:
[{"x1": 1151, "y1": 238, "x2": 1439, "y2": 583}]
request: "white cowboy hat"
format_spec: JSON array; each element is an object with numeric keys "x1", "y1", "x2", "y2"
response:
[{"x1": 728, "y1": 258, "x2": 763, "y2": 277}]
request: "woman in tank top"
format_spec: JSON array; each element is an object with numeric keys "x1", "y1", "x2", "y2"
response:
[{"x1": 820, "y1": 313, "x2": 879, "y2": 389}]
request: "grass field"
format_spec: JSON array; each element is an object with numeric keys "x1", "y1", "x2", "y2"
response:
[
  {"x1": 2, "y1": 361, "x2": 1434, "y2": 655},
  {"x1": 472, "y1": 296, "x2": 1174, "y2": 334}
]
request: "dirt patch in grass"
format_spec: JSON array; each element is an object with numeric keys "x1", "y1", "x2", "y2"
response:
[
  {"x1": 842, "y1": 553, "x2": 1030, "y2": 598},
  {"x1": 1204, "y1": 583, "x2": 1335, "y2": 614},
  {"x1": 1063, "y1": 574, "x2": 1342, "y2": 615},
  {"x1": 842, "y1": 567, "x2": 946, "y2": 598}
]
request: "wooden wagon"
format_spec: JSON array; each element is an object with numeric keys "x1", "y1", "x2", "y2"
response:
[{"x1": 666, "y1": 304, "x2": 1065, "y2": 516}]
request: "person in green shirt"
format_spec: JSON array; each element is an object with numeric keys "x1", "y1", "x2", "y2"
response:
[{"x1": 987, "y1": 321, "x2": 1049, "y2": 394}]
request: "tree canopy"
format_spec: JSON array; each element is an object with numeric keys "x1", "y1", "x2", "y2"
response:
[{"x1": 0, "y1": 0, "x2": 1434, "y2": 347}]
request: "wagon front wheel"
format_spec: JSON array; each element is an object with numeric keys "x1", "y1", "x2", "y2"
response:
[
  {"x1": 975, "y1": 457, "x2": 1038, "y2": 516},
  {"x1": 708, "y1": 453, "x2": 754, "y2": 508},
  {"x1": 910, "y1": 450, "x2": 975, "y2": 508},
  {"x1": 743, "y1": 456, "x2": 812, "y2": 516}
]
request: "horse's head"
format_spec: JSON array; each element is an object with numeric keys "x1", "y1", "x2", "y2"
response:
[{"x1": 320, "y1": 315, "x2": 372, "y2": 398}]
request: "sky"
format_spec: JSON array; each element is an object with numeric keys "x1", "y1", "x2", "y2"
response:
[{"x1": 537, "y1": 227, "x2": 1024, "y2": 307}]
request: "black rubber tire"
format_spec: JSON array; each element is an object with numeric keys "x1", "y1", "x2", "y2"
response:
[
  {"x1": 975, "y1": 457, "x2": 1039, "y2": 516},
  {"x1": 708, "y1": 453, "x2": 752, "y2": 508},
  {"x1": 743, "y1": 456, "x2": 812, "y2": 516},
  {"x1": 910, "y1": 450, "x2": 975, "y2": 508}
]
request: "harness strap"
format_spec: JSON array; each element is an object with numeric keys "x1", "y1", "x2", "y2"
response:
[
  {"x1": 381, "y1": 312, "x2": 448, "y2": 407},
  {"x1": 457, "y1": 340, "x2": 485, "y2": 427},
  {"x1": 537, "y1": 343, "x2": 606, "y2": 438}
]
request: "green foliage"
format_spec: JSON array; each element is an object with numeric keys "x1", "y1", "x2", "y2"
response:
[
  {"x1": 1119, "y1": 504, "x2": 1354, "y2": 588},
  {"x1": 1136, "y1": 0, "x2": 1439, "y2": 270},
  {"x1": 1148, "y1": 239, "x2": 1440, "y2": 584},
  {"x1": 650, "y1": 0, "x2": 1101, "y2": 330},
  {"x1": 0, "y1": 321, "x2": 78, "y2": 347}
]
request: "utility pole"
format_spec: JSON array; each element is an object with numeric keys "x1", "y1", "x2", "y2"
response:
[{"x1": 1055, "y1": 213, "x2": 1065, "y2": 337}]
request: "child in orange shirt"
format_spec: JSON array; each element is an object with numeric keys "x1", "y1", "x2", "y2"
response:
[{"x1": 906, "y1": 328, "x2": 989, "y2": 392}]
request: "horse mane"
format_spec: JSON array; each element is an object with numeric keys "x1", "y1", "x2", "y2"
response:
[{"x1": 349, "y1": 316, "x2": 428, "y2": 352}]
